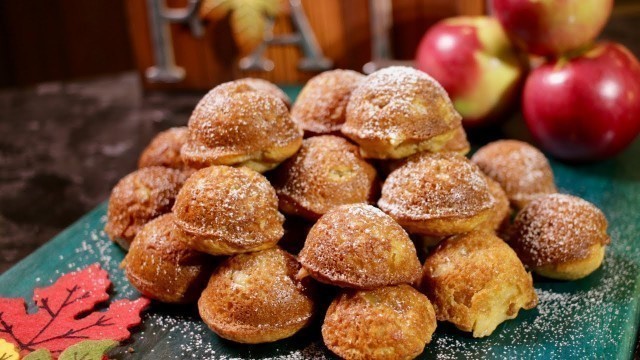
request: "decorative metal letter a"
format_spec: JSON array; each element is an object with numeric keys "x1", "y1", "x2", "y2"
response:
[{"x1": 239, "y1": 0, "x2": 333, "y2": 72}]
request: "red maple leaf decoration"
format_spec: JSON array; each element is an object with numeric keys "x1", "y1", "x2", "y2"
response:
[{"x1": 0, "y1": 264, "x2": 149, "y2": 357}]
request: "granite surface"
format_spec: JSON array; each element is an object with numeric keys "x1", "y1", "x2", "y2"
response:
[{"x1": 0, "y1": 73, "x2": 202, "y2": 273}]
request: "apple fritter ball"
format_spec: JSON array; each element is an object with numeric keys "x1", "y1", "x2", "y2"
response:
[
  {"x1": 471, "y1": 139, "x2": 557, "y2": 209},
  {"x1": 181, "y1": 82, "x2": 302, "y2": 173},
  {"x1": 198, "y1": 247, "x2": 317, "y2": 343},
  {"x1": 298, "y1": 204, "x2": 421, "y2": 289},
  {"x1": 509, "y1": 193, "x2": 610, "y2": 280},
  {"x1": 378, "y1": 152, "x2": 495, "y2": 238},
  {"x1": 272, "y1": 135, "x2": 379, "y2": 221},
  {"x1": 420, "y1": 231, "x2": 538, "y2": 337},
  {"x1": 105, "y1": 166, "x2": 187, "y2": 249},
  {"x1": 322, "y1": 284, "x2": 437, "y2": 360},
  {"x1": 122, "y1": 214, "x2": 212, "y2": 303},
  {"x1": 342, "y1": 66, "x2": 462, "y2": 159},
  {"x1": 138, "y1": 127, "x2": 189, "y2": 170},
  {"x1": 173, "y1": 166, "x2": 284, "y2": 255},
  {"x1": 291, "y1": 69, "x2": 365, "y2": 135}
]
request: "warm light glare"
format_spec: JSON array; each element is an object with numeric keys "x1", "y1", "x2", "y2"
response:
[
  {"x1": 600, "y1": 80, "x2": 621, "y2": 100},
  {"x1": 547, "y1": 71, "x2": 569, "y2": 86},
  {"x1": 436, "y1": 34, "x2": 457, "y2": 52}
]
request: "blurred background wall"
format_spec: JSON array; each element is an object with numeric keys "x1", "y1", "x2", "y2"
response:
[
  {"x1": 2, "y1": 0, "x2": 638, "y2": 89},
  {"x1": 3, "y1": 0, "x2": 640, "y2": 90},
  {"x1": 0, "y1": 0, "x2": 487, "y2": 89},
  {"x1": 0, "y1": 0, "x2": 133, "y2": 87}
]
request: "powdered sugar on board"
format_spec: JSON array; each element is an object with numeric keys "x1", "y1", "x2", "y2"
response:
[
  {"x1": 51, "y1": 208, "x2": 332, "y2": 359},
  {"x1": 3, "y1": 160, "x2": 639, "y2": 359}
]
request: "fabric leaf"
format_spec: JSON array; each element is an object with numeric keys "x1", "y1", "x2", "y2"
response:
[
  {"x1": 200, "y1": 0, "x2": 283, "y2": 54},
  {"x1": 230, "y1": 5, "x2": 268, "y2": 54},
  {"x1": 0, "y1": 339, "x2": 19, "y2": 360},
  {"x1": 23, "y1": 349, "x2": 51, "y2": 360},
  {"x1": 199, "y1": 0, "x2": 233, "y2": 20},
  {"x1": 255, "y1": 0, "x2": 281, "y2": 17},
  {"x1": 0, "y1": 264, "x2": 149, "y2": 357},
  {"x1": 58, "y1": 339, "x2": 117, "y2": 360}
]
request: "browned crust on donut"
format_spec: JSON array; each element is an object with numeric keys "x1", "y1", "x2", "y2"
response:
[
  {"x1": 396, "y1": 209, "x2": 494, "y2": 237},
  {"x1": 298, "y1": 204, "x2": 421, "y2": 289},
  {"x1": 138, "y1": 127, "x2": 189, "y2": 170},
  {"x1": 272, "y1": 135, "x2": 379, "y2": 220},
  {"x1": 291, "y1": 70, "x2": 365, "y2": 135},
  {"x1": 341, "y1": 66, "x2": 461, "y2": 159},
  {"x1": 532, "y1": 243, "x2": 606, "y2": 280},
  {"x1": 471, "y1": 140, "x2": 557, "y2": 209},
  {"x1": 233, "y1": 78, "x2": 291, "y2": 108},
  {"x1": 122, "y1": 214, "x2": 212, "y2": 303},
  {"x1": 479, "y1": 175, "x2": 511, "y2": 233},
  {"x1": 509, "y1": 193, "x2": 610, "y2": 268},
  {"x1": 181, "y1": 84, "x2": 302, "y2": 172},
  {"x1": 172, "y1": 166, "x2": 284, "y2": 255},
  {"x1": 105, "y1": 166, "x2": 187, "y2": 247},
  {"x1": 420, "y1": 231, "x2": 538, "y2": 338},
  {"x1": 198, "y1": 247, "x2": 316, "y2": 344},
  {"x1": 440, "y1": 125, "x2": 470, "y2": 155},
  {"x1": 322, "y1": 284, "x2": 436, "y2": 360},
  {"x1": 378, "y1": 152, "x2": 495, "y2": 236}
]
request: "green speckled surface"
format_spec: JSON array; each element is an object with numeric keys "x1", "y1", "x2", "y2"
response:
[{"x1": 0, "y1": 86, "x2": 639, "y2": 359}]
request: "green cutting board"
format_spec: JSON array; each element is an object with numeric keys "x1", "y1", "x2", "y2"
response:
[{"x1": 1, "y1": 86, "x2": 639, "y2": 359}]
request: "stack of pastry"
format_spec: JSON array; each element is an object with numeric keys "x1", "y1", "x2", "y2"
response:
[{"x1": 104, "y1": 69, "x2": 610, "y2": 359}]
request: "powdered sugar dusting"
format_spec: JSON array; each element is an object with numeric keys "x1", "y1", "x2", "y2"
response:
[
  {"x1": 299, "y1": 203, "x2": 421, "y2": 288},
  {"x1": 471, "y1": 140, "x2": 557, "y2": 207},
  {"x1": 182, "y1": 86, "x2": 302, "y2": 165},
  {"x1": 342, "y1": 66, "x2": 460, "y2": 142},
  {"x1": 379, "y1": 152, "x2": 494, "y2": 220},
  {"x1": 510, "y1": 193, "x2": 610, "y2": 266},
  {"x1": 273, "y1": 135, "x2": 378, "y2": 217},
  {"x1": 291, "y1": 69, "x2": 364, "y2": 133},
  {"x1": 173, "y1": 166, "x2": 284, "y2": 247}
]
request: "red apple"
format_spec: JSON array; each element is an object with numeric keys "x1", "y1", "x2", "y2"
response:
[
  {"x1": 523, "y1": 42, "x2": 640, "y2": 160},
  {"x1": 416, "y1": 16, "x2": 525, "y2": 126},
  {"x1": 492, "y1": 0, "x2": 613, "y2": 57}
]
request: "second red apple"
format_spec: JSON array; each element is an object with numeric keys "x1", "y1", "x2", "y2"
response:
[{"x1": 523, "y1": 42, "x2": 640, "y2": 160}]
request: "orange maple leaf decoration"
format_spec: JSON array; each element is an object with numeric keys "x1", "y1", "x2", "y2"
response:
[
  {"x1": 0, "y1": 264, "x2": 149, "y2": 357},
  {"x1": 200, "y1": 0, "x2": 283, "y2": 54}
]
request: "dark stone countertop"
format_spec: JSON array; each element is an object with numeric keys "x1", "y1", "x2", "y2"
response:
[{"x1": 0, "y1": 73, "x2": 203, "y2": 273}]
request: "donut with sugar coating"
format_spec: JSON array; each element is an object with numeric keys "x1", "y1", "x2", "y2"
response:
[
  {"x1": 342, "y1": 66, "x2": 461, "y2": 159},
  {"x1": 298, "y1": 203, "x2": 421, "y2": 289},
  {"x1": 378, "y1": 152, "x2": 495, "y2": 237},
  {"x1": 509, "y1": 193, "x2": 610, "y2": 280},
  {"x1": 272, "y1": 135, "x2": 379, "y2": 220},
  {"x1": 173, "y1": 165, "x2": 284, "y2": 255},
  {"x1": 198, "y1": 247, "x2": 316, "y2": 344}
]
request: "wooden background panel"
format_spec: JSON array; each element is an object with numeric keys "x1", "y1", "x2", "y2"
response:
[
  {"x1": 126, "y1": 0, "x2": 484, "y2": 90},
  {"x1": 126, "y1": 0, "x2": 372, "y2": 89},
  {"x1": 392, "y1": 0, "x2": 485, "y2": 59},
  {"x1": 0, "y1": 0, "x2": 485, "y2": 89},
  {"x1": 0, "y1": 0, "x2": 133, "y2": 88}
]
